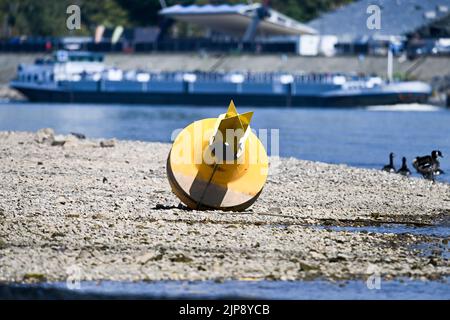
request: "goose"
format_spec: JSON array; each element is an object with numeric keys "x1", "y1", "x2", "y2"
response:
[
  {"x1": 397, "y1": 157, "x2": 411, "y2": 176},
  {"x1": 412, "y1": 150, "x2": 444, "y2": 181},
  {"x1": 382, "y1": 152, "x2": 396, "y2": 173},
  {"x1": 413, "y1": 150, "x2": 443, "y2": 168}
]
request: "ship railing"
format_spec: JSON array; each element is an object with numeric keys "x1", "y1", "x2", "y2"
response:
[
  {"x1": 141, "y1": 72, "x2": 349, "y2": 84},
  {"x1": 53, "y1": 69, "x2": 367, "y2": 86}
]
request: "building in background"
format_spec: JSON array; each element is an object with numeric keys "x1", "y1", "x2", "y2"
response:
[
  {"x1": 157, "y1": 2, "x2": 321, "y2": 54},
  {"x1": 158, "y1": 3, "x2": 317, "y2": 40},
  {"x1": 308, "y1": 0, "x2": 450, "y2": 56}
]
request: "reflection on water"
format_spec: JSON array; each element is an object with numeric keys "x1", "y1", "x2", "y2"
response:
[{"x1": 0, "y1": 102, "x2": 449, "y2": 182}]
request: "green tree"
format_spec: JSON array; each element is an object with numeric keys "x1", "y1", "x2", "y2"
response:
[
  {"x1": 0, "y1": 0, "x2": 129, "y2": 37},
  {"x1": 82, "y1": 0, "x2": 129, "y2": 30}
]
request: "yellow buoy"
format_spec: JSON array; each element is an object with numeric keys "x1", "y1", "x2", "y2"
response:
[{"x1": 167, "y1": 100, "x2": 268, "y2": 211}]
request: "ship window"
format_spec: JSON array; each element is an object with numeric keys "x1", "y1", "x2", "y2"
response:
[
  {"x1": 27, "y1": 75, "x2": 32, "y2": 82},
  {"x1": 34, "y1": 74, "x2": 38, "y2": 81}
]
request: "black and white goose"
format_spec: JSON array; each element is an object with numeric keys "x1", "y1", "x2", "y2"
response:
[
  {"x1": 412, "y1": 150, "x2": 444, "y2": 181},
  {"x1": 382, "y1": 152, "x2": 396, "y2": 173},
  {"x1": 397, "y1": 157, "x2": 411, "y2": 176}
]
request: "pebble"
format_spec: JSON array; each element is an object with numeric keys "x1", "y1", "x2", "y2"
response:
[
  {"x1": 100, "y1": 139, "x2": 116, "y2": 148},
  {"x1": 56, "y1": 196, "x2": 67, "y2": 205},
  {"x1": 34, "y1": 128, "x2": 54, "y2": 145},
  {"x1": 51, "y1": 135, "x2": 66, "y2": 146}
]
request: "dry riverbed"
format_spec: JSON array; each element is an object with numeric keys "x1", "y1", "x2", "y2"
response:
[{"x1": 0, "y1": 130, "x2": 448, "y2": 284}]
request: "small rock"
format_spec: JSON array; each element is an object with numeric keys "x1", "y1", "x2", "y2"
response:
[
  {"x1": 51, "y1": 135, "x2": 66, "y2": 146},
  {"x1": 77, "y1": 250, "x2": 94, "y2": 259},
  {"x1": 61, "y1": 135, "x2": 79, "y2": 147},
  {"x1": 270, "y1": 207, "x2": 283, "y2": 214},
  {"x1": 51, "y1": 232, "x2": 65, "y2": 238},
  {"x1": 102, "y1": 177, "x2": 108, "y2": 183},
  {"x1": 136, "y1": 252, "x2": 163, "y2": 265},
  {"x1": 91, "y1": 213, "x2": 105, "y2": 219},
  {"x1": 23, "y1": 273, "x2": 46, "y2": 283},
  {"x1": 66, "y1": 212, "x2": 80, "y2": 218},
  {"x1": 428, "y1": 257, "x2": 439, "y2": 266},
  {"x1": 34, "y1": 128, "x2": 54, "y2": 145},
  {"x1": 37, "y1": 161, "x2": 43, "y2": 166},
  {"x1": 56, "y1": 196, "x2": 67, "y2": 205},
  {"x1": 265, "y1": 274, "x2": 280, "y2": 280},
  {"x1": 136, "y1": 253, "x2": 152, "y2": 265},
  {"x1": 170, "y1": 253, "x2": 193, "y2": 263},
  {"x1": 328, "y1": 256, "x2": 346, "y2": 263},
  {"x1": 100, "y1": 139, "x2": 115, "y2": 148},
  {"x1": 299, "y1": 262, "x2": 318, "y2": 271}
]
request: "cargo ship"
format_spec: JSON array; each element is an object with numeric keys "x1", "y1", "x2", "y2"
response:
[{"x1": 10, "y1": 51, "x2": 431, "y2": 107}]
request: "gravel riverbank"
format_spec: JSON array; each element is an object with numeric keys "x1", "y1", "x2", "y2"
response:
[{"x1": 0, "y1": 130, "x2": 448, "y2": 283}]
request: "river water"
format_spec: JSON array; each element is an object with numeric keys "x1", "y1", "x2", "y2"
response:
[{"x1": 2, "y1": 278, "x2": 449, "y2": 299}]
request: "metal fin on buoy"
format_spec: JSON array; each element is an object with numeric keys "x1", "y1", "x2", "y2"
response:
[
  {"x1": 212, "y1": 101, "x2": 254, "y2": 161},
  {"x1": 225, "y1": 100, "x2": 238, "y2": 117},
  {"x1": 166, "y1": 100, "x2": 268, "y2": 211}
]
